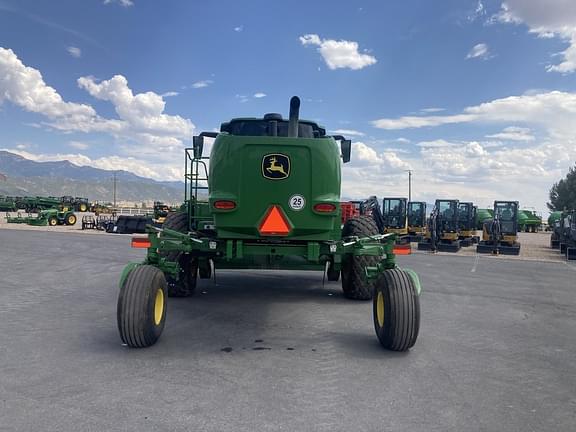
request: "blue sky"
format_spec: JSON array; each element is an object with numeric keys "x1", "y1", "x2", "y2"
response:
[{"x1": 1, "y1": 0, "x2": 576, "y2": 213}]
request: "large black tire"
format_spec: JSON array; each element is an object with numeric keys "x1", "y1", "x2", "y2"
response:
[
  {"x1": 48, "y1": 216, "x2": 58, "y2": 226},
  {"x1": 341, "y1": 216, "x2": 379, "y2": 300},
  {"x1": 117, "y1": 265, "x2": 167, "y2": 348},
  {"x1": 161, "y1": 212, "x2": 197, "y2": 297},
  {"x1": 373, "y1": 268, "x2": 420, "y2": 351}
]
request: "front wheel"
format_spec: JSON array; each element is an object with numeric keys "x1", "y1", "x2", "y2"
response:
[
  {"x1": 66, "y1": 214, "x2": 77, "y2": 225},
  {"x1": 373, "y1": 268, "x2": 420, "y2": 351},
  {"x1": 117, "y1": 265, "x2": 168, "y2": 348}
]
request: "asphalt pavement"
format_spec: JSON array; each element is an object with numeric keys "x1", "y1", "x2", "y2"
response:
[{"x1": 1, "y1": 229, "x2": 575, "y2": 432}]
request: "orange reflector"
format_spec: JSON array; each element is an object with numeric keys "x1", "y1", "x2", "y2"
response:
[
  {"x1": 259, "y1": 205, "x2": 291, "y2": 236},
  {"x1": 214, "y1": 200, "x2": 236, "y2": 210},
  {"x1": 314, "y1": 203, "x2": 337, "y2": 213},
  {"x1": 131, "y1": 237, "x2": 151, "y2": 248}
]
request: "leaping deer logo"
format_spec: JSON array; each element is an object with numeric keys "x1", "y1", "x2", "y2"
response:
[
  {"x1": 262, "y1": 154, "x2": 290, "y2": 179},
  {"x1": 266, "y1": 157, "x2": 287, "y2": 176}
]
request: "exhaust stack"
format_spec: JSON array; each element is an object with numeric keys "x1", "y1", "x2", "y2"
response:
[{"x1": 287, "y1": 96, "x2": 300, "y2": 138}]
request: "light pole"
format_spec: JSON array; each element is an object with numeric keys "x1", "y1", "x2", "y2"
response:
[
  {"x1": 113, "y1": 171, "x2": 117, "y2": 209},
  {"x1": 404, "y1": 169, "x2": 412, "y2": 202}
]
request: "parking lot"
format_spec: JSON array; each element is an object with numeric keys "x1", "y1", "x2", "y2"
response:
[{"x1": 1, "y1": 229, "x2": 575, "y2": 432}]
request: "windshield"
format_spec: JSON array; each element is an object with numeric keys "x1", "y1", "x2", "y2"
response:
[
  {"x1": 495, "y1": 203, "x2": 515, "y2": 221},
  {"x1": 384, "y1": 199, "x2": 404, "y2": 215},
  {"x1": 438, "y1": 201, "x2": 454, "y2": 218}
]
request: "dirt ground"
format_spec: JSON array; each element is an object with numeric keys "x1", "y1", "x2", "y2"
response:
[{"x1": 433, "y1": 231, "x2": 563, "y2": 262}]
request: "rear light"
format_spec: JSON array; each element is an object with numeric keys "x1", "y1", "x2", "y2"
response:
[
  {"x1": 393, "y1": 244, "x2": 412, "y2": 255},
  {"x1": 131, "y1": 237, "x2": 151, "y2": 248},
  {"x1": 314, "y1": 203, "x2": 337, "y2": 213},
  {"x1": 214, "y1": 200, "x2": 236, "y2": 210}
]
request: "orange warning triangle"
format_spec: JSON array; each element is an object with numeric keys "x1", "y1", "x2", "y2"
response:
[{"x1": 259, "y1": 205, "x2": 291, "y2": 236}]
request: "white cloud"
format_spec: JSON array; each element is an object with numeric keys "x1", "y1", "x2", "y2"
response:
[
  {"x1": 191, "y1": 80, "x2": 213, "y2": 89},
  {"x1": 103, "y1": 0, "x2": 134, "y2": 6},
  {"x1": 330, "y1": 129, "x2": 365, "y2": 137},
  {"x1": 68, "y1": 141, "x2": 89, "y2": 150},
  {"x1": 495, "y1": 0, "x2": 576, "y2": 73},
  {"x1": 417, "y1": 139, "x2": 460, "y2": 148},
  {"x1": 160, "y1": 91, "x2": 179, "y2": 97},
  {"x1": 66, "y1": 46, "x2": 82, "y2": 58},
  {"x1": 349, "y1": 142, "x2": 411, "y2": 171},
  {"x1": 466, "y1": 43, "x2": 490, "y2": 60},
  {"x1": 235, "y1": 94, "x2": 249, "y2": 103},
  {"x1": 373, "y1": 90, "x2": 576, "y2": 134},
  {"x1": 77, "y1": 75, "x2": 192, "y2": 139},
  {"x1": 0, "y1": 47, "x2": 97, "y2": 122},
  {"x1": 0, "y1": 47, "x2": 194, "y2": 180},
  {"x1": 253, "y1": 92, "x2": 266, "y2": 98},
  {"x1": 420, "y1": 107, "x2": 445, "y2": 113},
  {"x1": 373, "y1": 113, "x2": 476, "y2": 130},
  {"x1": 485, "y1": 126, "x2": 535, "y2": 141},
  {"x1": 234, "y1": 25, "x2": 243, "y2": 32},
  {"x1": 299, "y1": 34, "x2": 377, "y2": 70}
]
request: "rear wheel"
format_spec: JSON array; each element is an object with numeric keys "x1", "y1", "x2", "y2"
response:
[
  {"x1": 373, "y1": 268, "x2": 420, "y2": 351},
  {"x1": 341, "y1": 216, "x2": 379, "y2": 300},
  {"x1": 161, "y1": 211, "x2": 197, "y2": 297},
  {"x1": 117, "y1": 265, "x2": 167, "y2": 348}
]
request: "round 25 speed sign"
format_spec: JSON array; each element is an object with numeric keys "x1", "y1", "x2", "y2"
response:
[{"x1": 289, "y1": 194, "x2": 305, "y2": 211}]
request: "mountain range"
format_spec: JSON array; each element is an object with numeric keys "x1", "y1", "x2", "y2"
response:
[{"x1": 0, "y1": 151, "x2": 184, "y2": 203}]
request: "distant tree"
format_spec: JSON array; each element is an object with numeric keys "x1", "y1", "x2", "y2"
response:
[{"x1": 548, "y1": 163, "x2": 576, "y2": 211}]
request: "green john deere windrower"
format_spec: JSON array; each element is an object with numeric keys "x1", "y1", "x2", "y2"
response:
[{"x1": 117, "y1": 97, "x2": 421, "y2": 351}]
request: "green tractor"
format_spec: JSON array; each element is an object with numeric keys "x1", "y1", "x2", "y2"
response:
[
  {"x1": 117, "y1": 97, "x2": 421, "y2": 351},
  {"x1": 62, "y1": 196, "x2": 90, "y2": 212},
  {"x1": 6, "y1": 208, "x2": 77, "y2": 226},
  {"x1": 476, "y1": 201, "x2": 521, "y2": 255}
]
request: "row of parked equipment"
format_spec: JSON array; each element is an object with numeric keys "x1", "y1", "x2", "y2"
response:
[
  {"x1": 0, "y1": 195, "x2": 90, "y2": 213},
  {"x1": 340, "y1": 198, "x2": 521, "y2": 255},
  {"x1": 549, "y1": 210, "x2": 576, "y2": 260}
]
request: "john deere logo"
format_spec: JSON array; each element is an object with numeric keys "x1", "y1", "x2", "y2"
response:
[{"x1": 262, "y1": 154, "x2": 290, "y2": 180}]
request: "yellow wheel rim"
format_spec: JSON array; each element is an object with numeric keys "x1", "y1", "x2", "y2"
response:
[
  {"x1": 154, "y1": 289, "x2": 164, "y2": 325},
  {"x1": 376, "y1": 292, "x2": 385, "y2": 328},
  {"x1": 49, "y1": 219, "x2": 57, "y2": 226}
]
